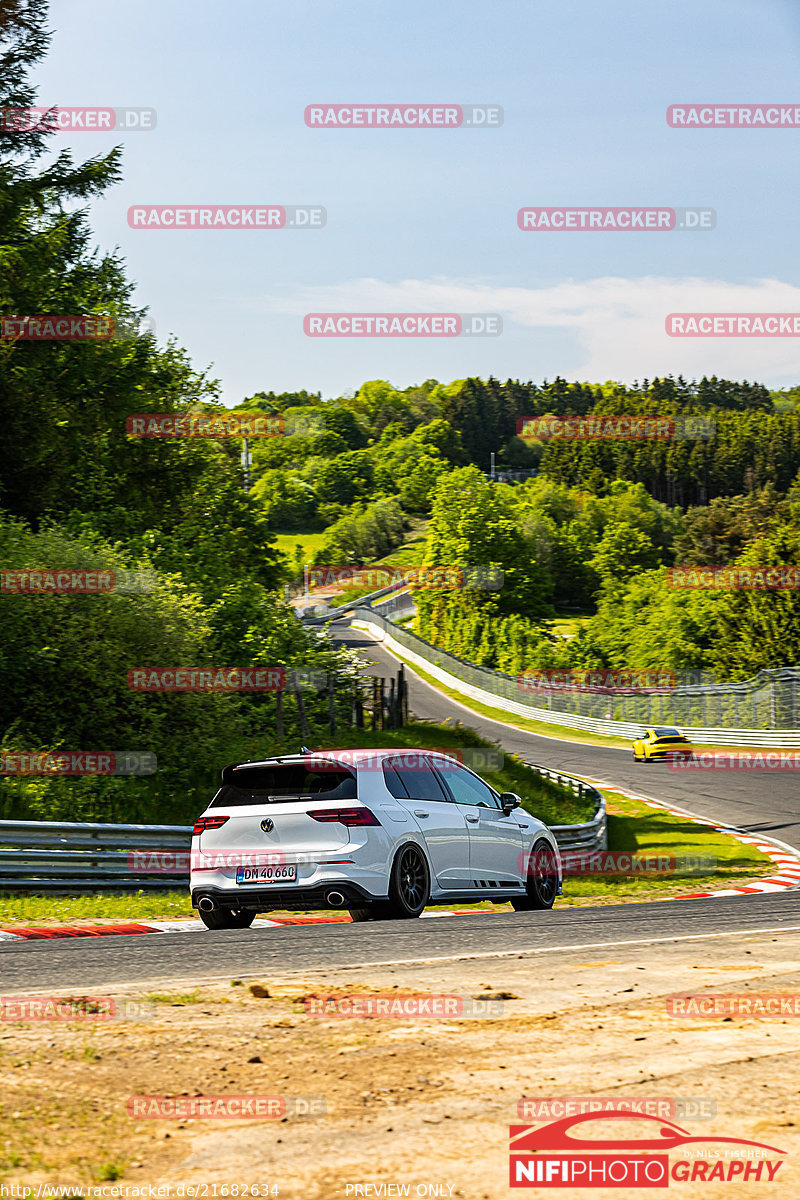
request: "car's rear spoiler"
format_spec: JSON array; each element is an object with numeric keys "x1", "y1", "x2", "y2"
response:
[{"x1": 220, "y1": 756, "x2": 351, "y2": 785}]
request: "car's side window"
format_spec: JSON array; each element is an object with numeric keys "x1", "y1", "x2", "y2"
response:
[
  {"x1": 434, "y1": 762, "x2": 501, "y2": 808},
  {"x1": 386, "y1": 756, "x2": 449, "y2": 802},
  {"x1": 382, "y1": 762, "x2": 409, "y2": 798}
]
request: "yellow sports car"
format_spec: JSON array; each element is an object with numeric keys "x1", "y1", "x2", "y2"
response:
[{"x1": 632, "y1": 726, "x2": 694, "y2": 763}]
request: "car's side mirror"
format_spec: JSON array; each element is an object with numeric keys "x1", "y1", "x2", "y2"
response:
[{"x1": 500, "y1": 792, "x2": 522, "y2": 816}]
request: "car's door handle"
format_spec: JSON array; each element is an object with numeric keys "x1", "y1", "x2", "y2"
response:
[
  {"x1": 414, "y1": 809, "x2": 429, "y2": 818},
  {"x1": 465, "y1": 815, "x2": 479, "y2": 823}
]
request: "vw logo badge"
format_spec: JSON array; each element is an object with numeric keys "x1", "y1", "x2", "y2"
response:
[{"x1": 261, "y1": 817, "x2": 274, "y2": 833}]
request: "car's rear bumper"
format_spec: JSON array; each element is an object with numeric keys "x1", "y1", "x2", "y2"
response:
[
  {"x1": 189, "y1": 839, "x2": 390, "y2": 902},
  {"x1": 191, "y1": 880, "x2": 385, "y2": 912}
]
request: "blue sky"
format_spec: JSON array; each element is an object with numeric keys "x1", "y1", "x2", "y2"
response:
[{"x1": 35, "y1": 0, "x2": 800, "y2": 402}]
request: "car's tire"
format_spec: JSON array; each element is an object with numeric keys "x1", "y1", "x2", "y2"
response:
[
  {"x1": 511, "y1": 839, "x2": 559, "y2": 911},
  {"x1": 198, "y1": 905, "x2": 256, "y2": 930},
  {"x1": 383, "y1": 844, "x2": 430, "y2": 919}
]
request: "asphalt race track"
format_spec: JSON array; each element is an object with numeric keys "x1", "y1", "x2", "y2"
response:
[
  {"x1": 2, "y1": 615, "x2": 799, "y2": 992},
  {"x1": 3, "y1": 893, "x2": 800, "y2": 993}
]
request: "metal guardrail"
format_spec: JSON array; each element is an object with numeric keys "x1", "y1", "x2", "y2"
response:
[
  {"x1": 524, "y1": 763, "x2": 607, "y2": 853},
  {"x1": 299, "y1": 578, "x2": 407, "y2": 622},
  {"x1": 352, "y1": 609, "x2": 800, "y2": 746},
  {"x1": 370, "y1": 589, "x2": 416, "y2": 620},
  {"x1": 0, "y1": 820, "x2": 192, "y2": 892}
]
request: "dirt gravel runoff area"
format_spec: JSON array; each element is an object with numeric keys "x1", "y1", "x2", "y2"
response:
[{"x1": 2, "y1": 927, "x2": 800, "y2": 1197}]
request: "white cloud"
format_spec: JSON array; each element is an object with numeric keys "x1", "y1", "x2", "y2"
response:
[{"x1": 258, "y1": 274, "x2": 800, "y2": 385}]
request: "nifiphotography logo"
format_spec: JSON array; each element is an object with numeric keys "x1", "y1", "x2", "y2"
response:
[{"x1": 509, "y1": 1110, "x2": 785, "y2": 1187}]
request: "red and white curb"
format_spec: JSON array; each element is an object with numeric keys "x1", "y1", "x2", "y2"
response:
[
  {"x1": 0, "y1": 909, "x2": 498, "y2": 940},
  {"x1": 596, "y1": 783, "x2": 800, "y2": 898}
]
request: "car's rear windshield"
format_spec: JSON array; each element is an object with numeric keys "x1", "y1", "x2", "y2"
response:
[
  {"x1": 210, "y1": 764, "x2": 357, "y2": 807},
  {"x1": 653, "y1": 727, "x2": 681, "y2": 737}
]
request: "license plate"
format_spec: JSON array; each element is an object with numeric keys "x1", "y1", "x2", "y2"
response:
[{"x1": 236, "y1": 864, "x2": 297, "y2": 885}]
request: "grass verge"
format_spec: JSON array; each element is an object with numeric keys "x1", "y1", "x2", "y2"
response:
[
  {"x1": 555, "y1": 789, "x2": 775, "y2": 905},
  {"x1": 270, "y1": 528, "x2": 328, "y2": 561},
  {"x1": 0, "y1": 891, "x2": 195, "y2": 926}
]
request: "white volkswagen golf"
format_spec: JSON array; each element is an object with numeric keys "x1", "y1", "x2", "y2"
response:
[{"x1": 190, "y1": 749, "x2": 562, "y2": 929}]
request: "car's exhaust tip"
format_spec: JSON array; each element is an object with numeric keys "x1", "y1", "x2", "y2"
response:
[
  {"x1": 326, "y1": 890, "x2": 346, "y2": 907},
  {"x1": 198, "y1": 896, "x2": 216, "y2": 913}
]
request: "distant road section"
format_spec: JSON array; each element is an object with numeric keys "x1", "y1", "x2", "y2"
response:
[{"x1": 329, "y1": 618, "x2": 800, "y2": 853}]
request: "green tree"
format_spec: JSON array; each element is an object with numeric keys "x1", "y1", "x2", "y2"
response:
[
  {"x1": 314, "y1": 451, "x2": 375, "y2": 506},
  {"x1": 589, "y1": 521, "x2": 662, "y2": 594}
]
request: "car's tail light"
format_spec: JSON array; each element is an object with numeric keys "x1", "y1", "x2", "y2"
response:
[
  {"x1": 193, "y1": 815, "x2": 230, "y2": 835},
  {"x1": 307, "y1": 807, "x2": 381, "y2": 827}
]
